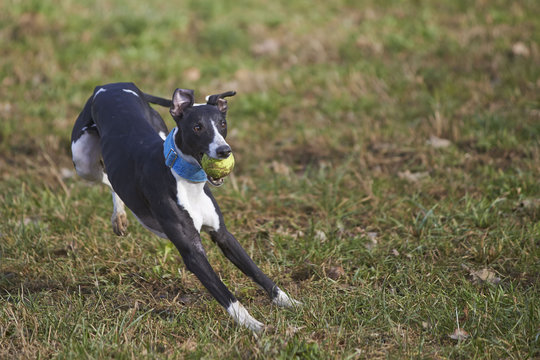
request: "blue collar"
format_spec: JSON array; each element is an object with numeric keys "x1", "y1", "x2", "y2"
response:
[{"x1": 163, "y1": 128, "x2": 207, "y2": 182}]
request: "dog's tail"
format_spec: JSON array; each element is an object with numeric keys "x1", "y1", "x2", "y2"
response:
[{"x1": 143, "y1": 93, "x2": 172, "y2": 108}]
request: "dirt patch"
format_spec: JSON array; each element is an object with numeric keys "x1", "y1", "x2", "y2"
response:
[{"x1": 0, "y1": 275, "x2": 64, "y2": 296}]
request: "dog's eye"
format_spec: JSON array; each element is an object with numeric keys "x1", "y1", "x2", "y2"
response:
[
  {"x1": 193, "y1": 124, "x2": 203, "y2": 132},
  {"x1": 220, "y1": 120, "x2": 227, "y2": 129}
]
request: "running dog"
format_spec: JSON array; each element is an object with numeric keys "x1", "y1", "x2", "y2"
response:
[{"x1": 71, "y1": 82, "x2": 300, "y2": 332}]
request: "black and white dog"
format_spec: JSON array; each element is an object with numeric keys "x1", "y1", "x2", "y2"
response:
[{"x1": 71, "y1": 82, "x2": 299, "y2": 332}]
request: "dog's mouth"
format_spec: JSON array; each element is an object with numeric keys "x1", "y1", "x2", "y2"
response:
[
  {"x1": 199, "y1": 152, "x2": 226, "y2": 187},
  {"x1": 207, "y1": 176, "x2": 225, "y2": 187}
]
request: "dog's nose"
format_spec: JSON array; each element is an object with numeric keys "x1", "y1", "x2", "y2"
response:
[{"x1": 216, "y1": 145, "x2": 232, "y2": 159}]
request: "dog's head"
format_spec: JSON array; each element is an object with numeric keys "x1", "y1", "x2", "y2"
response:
[{"x1": 169, "y1": 89, "x2": 236, "y2": 179}]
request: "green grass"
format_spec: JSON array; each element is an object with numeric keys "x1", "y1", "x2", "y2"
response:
[{"x1": 1, "y1": 0, "x2": 539, "y2": 358}]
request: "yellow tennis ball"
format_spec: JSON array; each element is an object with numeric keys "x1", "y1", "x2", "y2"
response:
[{"x1": 202, "y1": 153, "x2": 235, "y2": 179}]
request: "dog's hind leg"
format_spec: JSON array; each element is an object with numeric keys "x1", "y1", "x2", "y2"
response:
[
  {"x1": 72, "y1": 124, "x2": 128, "y2": 236},
  {"x1": 102, "y1": 175, "x2": 129, "y2": 236}
]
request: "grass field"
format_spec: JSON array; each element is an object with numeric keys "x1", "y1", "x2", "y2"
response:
[{"x1": 1, "y1": 0, "x2": 539, "y2": 358}]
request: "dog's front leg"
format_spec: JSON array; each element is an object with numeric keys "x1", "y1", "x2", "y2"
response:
[
  {"x1": 179, "y1": 238, "x2": 264, "y2": 332},
  {"x1": 209, "y1": 228, "x2": 301, "y2": 308},
  {"x1": 152, "y1": 201, "x2": 264, "y2": 332}
]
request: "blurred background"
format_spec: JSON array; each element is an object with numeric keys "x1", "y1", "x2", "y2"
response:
[{"x1": 1, "y1": 0, "x2": 538, "y2": 182}]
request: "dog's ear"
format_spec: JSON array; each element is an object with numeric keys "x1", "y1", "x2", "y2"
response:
[
  {"x1": 207, "y1": 91, "x2": 236, "y2": 114},
  {"x1": 170, "y1": 88, "x2": 194, "y2": 118},
  {"x1": 217, "y1": 98, "x2": 228, "y2": 114}
]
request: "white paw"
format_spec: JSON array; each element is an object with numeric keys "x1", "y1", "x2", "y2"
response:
[
  {"x1": 226, "y1": 301, "x2": 264, "y2": 333},
  {"x1": 272, "y1": 288, "x2": 302, "y2": 308},
  {"x1": 111, "y1": 211, "x2": 128, "y2": 236}
]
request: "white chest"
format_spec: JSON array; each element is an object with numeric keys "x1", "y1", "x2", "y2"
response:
[{"x1": 171, "y1": 172, "x2": 220, "y2": 233}]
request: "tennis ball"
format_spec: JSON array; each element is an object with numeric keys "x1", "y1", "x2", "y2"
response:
[{"x1": 201, "y1": 153, "x2": 235, "y2": 179}]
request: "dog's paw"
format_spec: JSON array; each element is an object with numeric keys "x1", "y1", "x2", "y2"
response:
[
  {"x1": 272, "y1": 288, "x2": 302, "y2": 308},
  {"x1": 227, "y1": 301, "x2": 265, "y2": 333},
  {"x1": 111, "y1": 212, "x2": 128, "y2": 236},
  {"x1": 249, "y1": 318, "x2": 265, "y2": 334}
]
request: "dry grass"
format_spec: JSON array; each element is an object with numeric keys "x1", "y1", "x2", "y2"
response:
[{"x1": 1, "y1": 0, "x2": 539, "y2": 358}]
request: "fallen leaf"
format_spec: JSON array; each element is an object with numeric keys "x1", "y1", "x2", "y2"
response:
[
  {"x1": 314, "y1": 230, "x2": 327, "y2": 242},
  {"x1": 271, "y1": 161, "x2": 291, "y2": 176},
  {"x1": 183, "y1": 67, "x2": 201, "y2": 82},
  {"x1": 468, "y1": 267, "x2": 501, "y2": 285},
  {"x1": 367, "y1": 232, "x2": 378, "y2": 241},
  {"x1": 355, "y1": 35, "x2": 383, "y2": 54},
  {"x1": 326, "y1": 266, "x2": 345, "y2": 280},
  {"x1": 398, "y1": 170, "x2": 429, "y2": 183},
  {"x1": 512, "y1": 42, "x2": 530, "y2": 57},
  {"x1": 0, "y1": 102, "x2": 13, "y2": 115},
  {"x1": 178, "y1": 294, "x2": 198, "y2": 305},
  {"x1": 364, "y1": 232, "x2": 378, "y2": 250},
  {"x1": 449, "y1": 328, "x2": 469, "y2": 341},
  {"x1": 252, "y1": 38, "x2": 280, "y2": 56},
  {"x1": 515, "y1": 198, "x2": 540, "y2": 211},
  {"x1": 426, "y1": 135, "x2": 452, "y2": 148}
]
